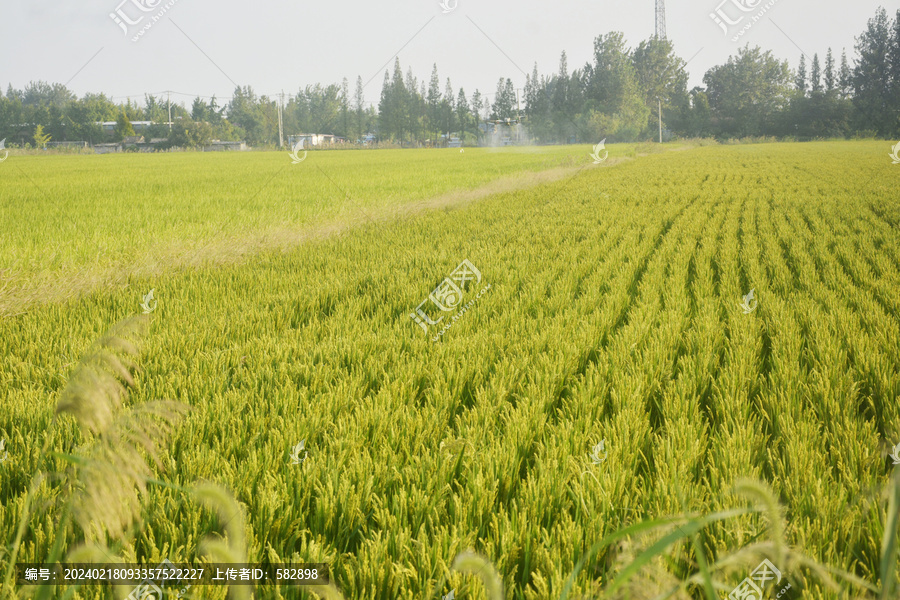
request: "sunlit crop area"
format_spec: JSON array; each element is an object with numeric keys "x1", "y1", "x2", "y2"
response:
[
  {"x1": 0, "y1": 145, "x2": 621, "y2": 316},
  {"x1": 1, "y1": 141, "x2": 899, "y2": 599}
]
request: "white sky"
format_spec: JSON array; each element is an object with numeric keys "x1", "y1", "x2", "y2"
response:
[{"x1": 0, "y1": 0, "x2": 890, "y2": 109}]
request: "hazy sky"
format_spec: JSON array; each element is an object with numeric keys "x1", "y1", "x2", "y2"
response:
[{"x1": 0, "y1": 0, "x2": 890, "y2": 110}]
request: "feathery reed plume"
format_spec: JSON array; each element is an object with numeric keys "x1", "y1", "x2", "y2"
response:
[
  {"x1": 63, "y1": 544, "x2": 132, "y2": 600},
  {"x1": 194, "y1": 482, "x2": 250, "y2": 600},
  {"x1": 450, "y1": 551, "x2": 504, "y2": 600},
  {"x1": 2, "y1": 316, "x2": 188, "y2": 599},
  {"x1": 73, "y1": 400, "x2": 188, "y2": 542},
  {"x1": 56, "y1": 315, "x2": 148, "y2": 435}
]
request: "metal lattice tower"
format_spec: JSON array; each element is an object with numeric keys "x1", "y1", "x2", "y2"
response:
[{"x1": 655, "y1": 0, "x2": 667, "y2": 39}]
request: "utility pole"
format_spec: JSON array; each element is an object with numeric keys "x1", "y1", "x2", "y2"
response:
[
  {"x1": 278, "y1": 91, "x2": 285, "y2": 148},
  {"x1": 167, "y1": 91, "x2": 172, "y2": 131},
  {"x1": 658, "y1": 97, "x2": 662, "y2": 143}
]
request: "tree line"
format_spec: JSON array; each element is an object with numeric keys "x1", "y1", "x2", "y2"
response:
[{"x1": 1, "y1": 6, "x2": 897, "y2": 149}]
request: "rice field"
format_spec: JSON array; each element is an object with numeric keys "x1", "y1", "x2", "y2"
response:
[
  {"x1": 0, "y1": 145, "x2": 613, "y2": 317},
  {"x1": 1, "y1": 141, "x2": 899, "y2": 599}
]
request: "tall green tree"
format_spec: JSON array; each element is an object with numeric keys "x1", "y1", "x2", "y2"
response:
[
  {"x1": 703, "y1": 45, "x2": 791, "y2": 137},
  {"x1": 262, "y1": 94, "x2": 281, "y2": 143},
  {"x1": 685, "y1": 87, "x2": 712, "y2": 137},
  {"x1": 144, "y1": 94, "x2": 168, "y2": 124},
  {"x1": 306, "y1": 84, "x2": 342, "y2": 135},
  {"x1": 470, "y1": 89, "x2": 485, "y2": 143},
  {"x1": 377, "y1": 70, "x2": 393, "y2": 140},
  {"x1": 796, "y1": 54, "x2": 808, "y2": 94},
  {"x1": 839, "y1": 49, "x2": 852, "y2": 99},
  {"x1": 551, "y1": 51, "x2": 571, "y2": 140},
  {"x1": 340, "y1": 78, "x2": 351, "y2": 138},
  {"x1": 392, "y1": 60, "x2": 410, "y2": 143},
  {"x1": 377, "y1": 59, "x2": 409, "y2": 142},
  {"x1": 22, "y1": 81, "x2": 75, "y2": 109},
  {"x1": 113, "y1": 111, "x2": 135, "y2": 142},
  {"x1": 785, "y1": 48, "x2": 852, "y2": 139},
  {"x1": 889, "y1": 9, "x2": 900, "y2": 135},
  {"x1": 523, "y1": 63, "x2": 548, "y2": 142},
  {"x1": 191, "y1": 97, "x2": 209, "y2": 122},
  {"x1": 64, "y1": 93, "x2": 116, "y2": 144},
  {"x1": 632, "y1": 37, "x2": 689, "y2": 137},
  {"x1": 582, "y1": 32, "x2": 649, "y2": 140},
  {"x1": 811, "y1": 54, "x2": 822, "y2": 93},
  {"x1": 353, "y1": 76, "x2": 365, "y2": 141},
  {"x1": 406, "y1": 68, "x2": 424, "y2": 143},
  {"x1": 228, "y1": 86, "x2": 267, "y2": 144},
  {"x1": 442, "y1": 78, "x2": 455, "y2": 136},
  {"x1": 851, "y1": 7, "x2": 894, "y2": 135},
  {"x1": 456, "y1": 87, "x2": 469, "y2": 142},
  {"x1": 168, "y1": 120, "x2": 214, "y2": 148},
  {"x1": 33, "y1": 124, "x2": 51, "y2": 148},
  {"x1": 207, "y1": 96, "x2": 224, "y2": 125},
  {"x1": 824, "y1": 48, "x2": 836, "y2": 93},
  {"x1": 426, "y1": 64, "x2": 441, "y2": 144},
  {"x1": 490, "y1": 78, "x2": 516, "y2": 120}
]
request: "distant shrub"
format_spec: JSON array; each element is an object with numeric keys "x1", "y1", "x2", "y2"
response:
[{"x1": 852, "y1": 129, "x2": 878, "y2": 140}]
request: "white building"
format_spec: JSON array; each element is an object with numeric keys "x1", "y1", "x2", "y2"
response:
[
  {"x1": 288, "y1": 134, "x2": 345, "y2": 147},
  {"x1": 97, "y1": 121, "x2": 171, "y2": 133}
]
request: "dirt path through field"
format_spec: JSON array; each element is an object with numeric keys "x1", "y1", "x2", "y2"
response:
[{"x1": 0, "y1": 151, "x2": 654, "y2": 317}]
